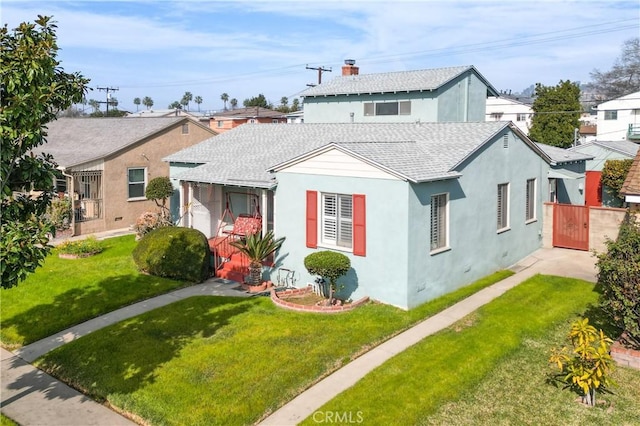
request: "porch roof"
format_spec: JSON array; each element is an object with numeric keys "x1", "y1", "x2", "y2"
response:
[{"x1": 166, "y1": 121, "x2": 543, "y2": 186}]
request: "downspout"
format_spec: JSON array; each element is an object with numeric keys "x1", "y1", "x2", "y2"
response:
[{"x1": 61, "y1": 167, "x2": 75, "y2": 237}]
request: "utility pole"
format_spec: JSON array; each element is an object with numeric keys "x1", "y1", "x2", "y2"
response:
[
  {"x1": 96, "y1": 86, "x2": 119, "y2": 115},
  {"x1": 305, "y1": 65, "x2": 331, "y2": 87}
]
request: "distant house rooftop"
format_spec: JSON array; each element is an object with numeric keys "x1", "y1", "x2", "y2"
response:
[{"x1": 299, "y1": 65, "x2": 498, "y2": 98}]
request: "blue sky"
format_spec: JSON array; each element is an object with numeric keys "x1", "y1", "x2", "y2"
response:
[{"x1": 4, "y1": 1, "x2": 639, "y2": 113}]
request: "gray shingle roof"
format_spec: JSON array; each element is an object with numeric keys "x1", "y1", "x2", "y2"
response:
[
  {"x1": 535, "y1": 143, "x2": 593, "y2": 164},
  {"x1": 299, "y1": 65, "x2": 495, "y2": 97},
  {"x1": 38, "y1": 117, "x2": 187, "y2": 168},
  {"x1": 165, "y1": 122, "x2": 530, "y2": 188},
  {"x1": 592, "y1": 140, "x2": 639, "y2": 157}
]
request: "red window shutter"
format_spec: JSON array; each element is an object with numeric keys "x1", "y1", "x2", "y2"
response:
[
  {"x1": 306, "y1": 191, "x2": 317, "y2": 248},
  {"x1": 353, "y1": 194, "x2": 366, "y2": 256}
]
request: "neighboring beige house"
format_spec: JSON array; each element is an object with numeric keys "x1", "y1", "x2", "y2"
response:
[
  {"x1": 486, "y1": 94, "x2": 533, "y2": 135},
  {"x1": 40, "y1": 117, "x2": 217, "y2": 235},
  {"x1": 595, "y1": 91, "x2": 640, "y2": 141}
]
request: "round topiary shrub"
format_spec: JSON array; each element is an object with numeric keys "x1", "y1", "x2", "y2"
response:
[
  {"x1": 132, "y1": 226, "x2": 210, "y2": 283},
  {"x1": 304, "y1": 250, "x2": 350, "y2": 303}
]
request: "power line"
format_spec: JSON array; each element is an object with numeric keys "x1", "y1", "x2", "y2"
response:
[
  {"x1": 96, "y1": 86, "x2": 119, "y2": 113},
  {"x1": 305, "y1": 65, "x2": 332, "y2": 87},
  {"x1": 115, "y1": 19, "x2": 637, "y2": 91}
]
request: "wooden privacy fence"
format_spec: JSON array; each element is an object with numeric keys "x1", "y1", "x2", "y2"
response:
[{"x1": 543, "y1": 203, "x2": 626, "y2": 253}]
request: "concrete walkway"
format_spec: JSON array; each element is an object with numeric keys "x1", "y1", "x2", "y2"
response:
[{"x1": 1, "y1": 247, "x2": 597, "y2": 426}]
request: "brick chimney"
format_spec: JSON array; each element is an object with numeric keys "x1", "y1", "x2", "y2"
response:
[{"x1": 342, "y1": 59, "x2": 359, "y2": 76}]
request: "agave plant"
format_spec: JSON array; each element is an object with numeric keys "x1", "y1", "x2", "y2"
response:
[{"x1": 230, "y1": 230, "x2": 285, "y2": 285}]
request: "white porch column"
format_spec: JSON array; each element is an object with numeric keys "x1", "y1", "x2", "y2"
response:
[{"x1": 261, "y1": 189, "x2": 268, "y2": 234}]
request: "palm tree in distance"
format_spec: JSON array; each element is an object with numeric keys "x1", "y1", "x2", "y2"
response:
[
  {"x1": 181, "y1": 92, "x2": 192, "y2": 111},
  {"x1": 194, "y1": 95, "x2": 203, "y2": 112},
  {"x1": 230, "y1": 98, "x2": 238, "y2": 110},
  {"x1": 142, "y1": 96, "x2": 154, "y2": 110},
  {"x1": 221, "y1": 93, "x2": 229, "y2": 110},
  {"x1": 133, "y1": 97, "x2": 141, "y2": 111}
]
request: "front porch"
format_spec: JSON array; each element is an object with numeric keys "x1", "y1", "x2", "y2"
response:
[{"x1": 177, "y1": 182, "x2": 275, "y2": 284}]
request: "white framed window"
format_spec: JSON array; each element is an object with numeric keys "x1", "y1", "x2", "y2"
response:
[
  {"x1": 604, "y1": 110, "x2": 618, "y2": 120},
  {"x1": 128, "y1": 167, "x2": 146, "y2": 199},
  {"x1": 363, "y1": 101, "x2": 411, "y2": 116},
  {"x1": 497, "y1": 183, "x2": 510, "y2": 231},
  {"x1": 249, "y1": 118, "x2": 256, "y2": 123},
  {"x1": 321, "y1": 193, "x2": 353, "y2": 249},
  {"x1": 217, "y1": 120, "x2": 223, "y2": 128},
  {"x1": 181, "y1": 123, "x2": 189, "y2": 134},
  {"x1": 549, "y1": 178, "x2": 557, "y2": 203},
  {"x1": 525, "y1": 178, "x2": 536, "y2": 222},
  {"x1": 516, "y1": 113, "x2": 528, "y2": 121},
  {"x1": 490, "y1": 112, "x2": 503, "y2": 121},
  {"x1": 430, "y1": 193, "x2": 449, "y2": 253},
  {"x1": 271, "y1": 119, "x2": 279, "y2": 123}
]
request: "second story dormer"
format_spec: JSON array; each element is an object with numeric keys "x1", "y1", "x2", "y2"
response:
[{"x1": 299, "y1": 61, "x2": 498, "y2": 124}]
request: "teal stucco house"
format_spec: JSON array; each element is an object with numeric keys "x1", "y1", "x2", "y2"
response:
[
  {"x1": 166, "y1": 121, "x2": 552, "y2": 309},
  {"x1": 299, "y1": 61, "x2": 498, "y2": 124}
]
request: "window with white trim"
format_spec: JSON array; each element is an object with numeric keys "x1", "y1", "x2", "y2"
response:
[
  {"x1": 322, "y1": 193, "x2": 352, "y2": 248},
  {"x1": 497, "y1": 183, "x2": 509, "y2": 231},
  {"x1": 516, "y1": 113, "x2": 528, "y2": 121},
  {"x1": 363, "y1": 101, "x2": 411, "y2": 116},
  {"x1": 604, "y1": 110, "x2": 618, "y2": 120},
  {"x1": 128, "y1": 168, "x2": 146, "y2": 199},
  {"x1": 217, "y1": 120, "x2": 223, "y2": 128},
  {"x1": 525, "y1": 178, "x2": 536, "y2": 222},
  {"x1": 181, "y1": 123, "x2": 189, "y2": 134},
  {"x1": 430, "y1": 193, "x2": 448, "y2": 251}
]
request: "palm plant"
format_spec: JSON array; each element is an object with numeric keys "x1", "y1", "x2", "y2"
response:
[
  {"x1": 133, "y1": 97, "x2": 141, "y2": 111},
  {"x1": 142, "y1": 96, "x2": 153, "y2": 110},
  {"x1": 230, "y1": 230, "x2": 285, "y2": 286},
  {"x1": 221, "y1": 93, "x2": 229, "y2": 110},
  {"x1": 194, "y1": 95, "x2": 203, "y2": 111}
]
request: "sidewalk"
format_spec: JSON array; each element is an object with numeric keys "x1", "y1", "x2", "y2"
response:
[
  {"x1": 1, "y1": 247, "x2": 597, "y2": 426},
  {"x1": 259, "y1": 247, "x2": 597, "y2": 425}
]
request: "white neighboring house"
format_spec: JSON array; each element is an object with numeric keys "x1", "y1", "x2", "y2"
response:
[
  {"x1": 486, "y1": 94, "x2": 533, "y2": 135},
  {"x1": 595, "y1": 91, "x2": 640, "y2": 141}
]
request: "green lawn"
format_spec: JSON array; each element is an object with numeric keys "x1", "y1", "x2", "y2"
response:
[
  {"x1": 34, "y1": 271, "x2": 513, "y2": 426},
  {"x1": 301, "y1": 275, "x2": 640, "y2": 425},
  {"x1": 0, "y1": 235, "x2": 189, "y2": 349}
]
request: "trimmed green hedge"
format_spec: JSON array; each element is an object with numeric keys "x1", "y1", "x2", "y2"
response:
[{"x1": 132, "y1": 227, "x2": 210, "y2": 283}]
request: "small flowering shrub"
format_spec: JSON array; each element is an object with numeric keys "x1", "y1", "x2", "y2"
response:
[
  {"x1": 47, "y1": 197, "x2": 72, "y2": 230},
  {"x1": 133, "y1": 211, "x2": 173, "y2": 239},
  {"x1": 57, "y1": 236, "x2": 103, "y2": 256}
]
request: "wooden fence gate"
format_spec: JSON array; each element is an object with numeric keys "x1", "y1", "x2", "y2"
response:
[{"x1": 553, "y1": 203, "x2": 589, "y2": 250}]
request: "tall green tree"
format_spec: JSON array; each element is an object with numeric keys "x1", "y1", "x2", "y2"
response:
[
  {"x1": 194, "y1": 95, "x2": 203, "y2": 112},
  {"x1": 528, "y1": 80, "x2": 581, "y2": 148},
  {"x1": 1, "y1": 16, "x2": 89, "y2": 288},
  {"x1": 587, "y1": 37, "x2": 640, "y2": 101},
  {"x1": 220, "y1": 92, "x2": 229, "y2": 110},
  {"x1": 133, "y1": 97, "x2": 141, "y2": 111},
  {"x1": 168, "y1": 101, "x2": 182, "y2": 110},
  {"x1": 291, "y1": 98, "x2": 300, "y2": 112},
  {"x1": 230, "y1": 98, "x2": 238, "y2": 110},
  {"x1": 142, "y1": 96, "x2": 153, "y2": 110},
  {"x1": 243, "y1": 93, "x2": 269, "y2": 108},
  {"x1": 181, "y1": 91, "x2": 192, "y2": 111},
  {"x1": 88, "y1": 98, "x2": 100, "y2": 113}
]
